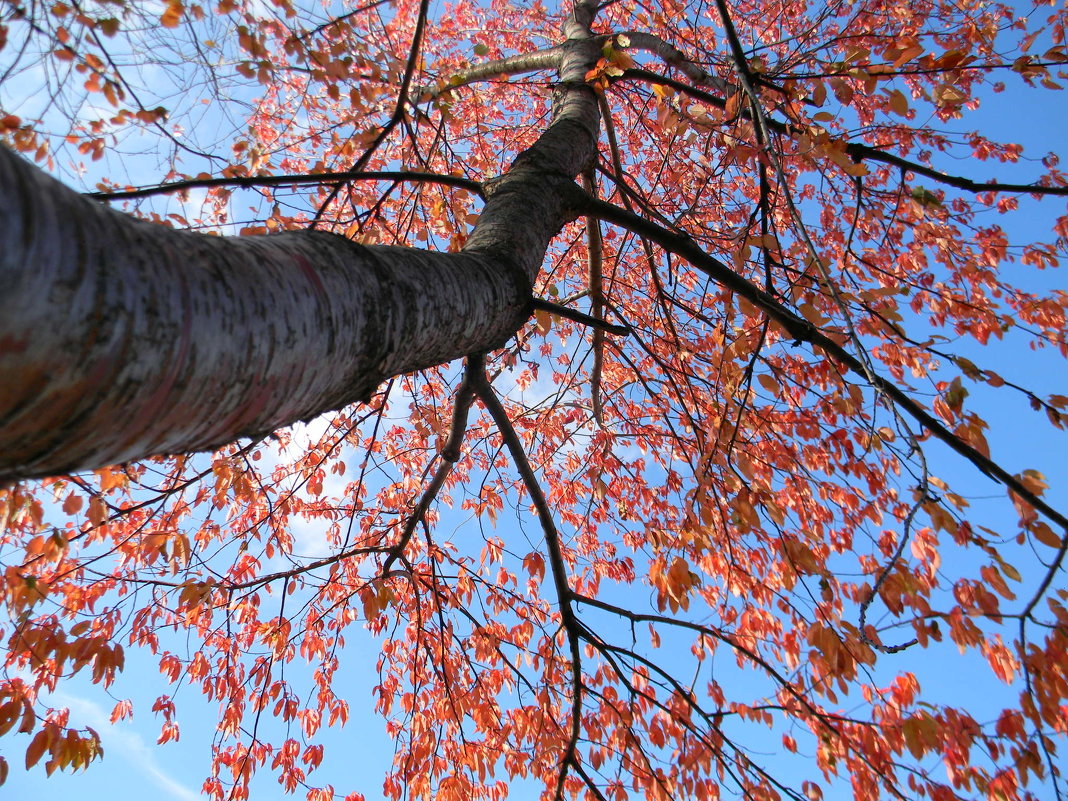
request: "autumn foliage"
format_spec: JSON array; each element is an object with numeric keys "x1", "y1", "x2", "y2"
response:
[{"x1": 1, "y1": 0, "x2": 1067, "y2": 800}]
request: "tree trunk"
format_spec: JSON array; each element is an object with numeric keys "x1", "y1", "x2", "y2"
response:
[{"x1": 0, "y1": 31, "x2": 601, "y2": 483}]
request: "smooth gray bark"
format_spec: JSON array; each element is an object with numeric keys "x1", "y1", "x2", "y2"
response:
[
  {"x1": 0, "y1": 146, "x2": 527, "y2": 480},
  {"x1": 0, "y1": 19, "x2": 602, "y2": 483}
]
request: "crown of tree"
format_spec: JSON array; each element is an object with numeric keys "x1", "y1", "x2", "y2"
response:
[{"x1": 1, "y1": 1, "x2": 1066, "y2": 800}]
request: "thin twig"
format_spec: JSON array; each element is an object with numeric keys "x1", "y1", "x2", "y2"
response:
[
  {"x1": 583, "y1": 195, "x2": 1068, "y2": 534},
  {"x1": 529, "y1": 297, "x2": 630, "y2": 335},
  {"x1": 382, "y1": 355, "x2": 482, "y2": 574},
  {"x1": 88, "y1": 170, "x2": 484, "y2": 201}
]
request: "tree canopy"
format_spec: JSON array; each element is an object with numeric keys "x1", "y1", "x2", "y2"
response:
[{"x1": 1, "y1": 1, "x2": 1067, "y2": 800}]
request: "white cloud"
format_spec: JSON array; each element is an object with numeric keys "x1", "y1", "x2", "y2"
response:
[{"x1": 48, "y1": 691, "x2": 202, "y2": 801}]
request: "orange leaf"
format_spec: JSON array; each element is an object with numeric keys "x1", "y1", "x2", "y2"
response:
[
  {"x1": 25, "y1": 729, "x2": 49, "y2": 769},
  {"x1": 887, "y1": 89, "x2": 909, "y2": 115},
  {"x1": 1030, "y1": 521, "x2": 1062, "y2": 549},
  {"x1": 61, "y1": 492, "x2": 83, "y2": 515},
  {"x1": 160, "y1": 0, "x2": 183, "y2": 28}
]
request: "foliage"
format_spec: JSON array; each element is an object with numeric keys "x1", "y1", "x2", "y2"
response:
[{"x1": 1, "y1": 0, "x2": 1067, "y2": 800}]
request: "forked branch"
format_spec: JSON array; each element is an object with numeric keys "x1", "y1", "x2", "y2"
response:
[
  {"x1": 383, "y1": 354, "x2": 483, "y2": 575},
  {"x1": 471, "y1": 365, "x2": 588, "y2": 801}
]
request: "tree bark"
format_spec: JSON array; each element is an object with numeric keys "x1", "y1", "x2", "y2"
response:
[{"x1": 0, "y1": 20, "x2": 601, "y2": 483}]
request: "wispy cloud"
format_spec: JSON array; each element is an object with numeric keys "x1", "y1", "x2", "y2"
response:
[{"x1": 49, "y1": 691, "x2": 203, "y2": 801}]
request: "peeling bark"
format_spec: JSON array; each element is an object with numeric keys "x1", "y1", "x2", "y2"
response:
[{"x1": 0, "y1": 13, "x2": 602, "y2": 482}]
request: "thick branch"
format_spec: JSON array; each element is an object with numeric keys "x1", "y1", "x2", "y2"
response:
[
  {"x1": 530, "y1": 297, "x2": 630, "y2": 336},
  {"x1": 585, "y1": 196, "x2": 1068, "y2": 534},
  {"x1": 413, "y1": 47, "x2": 564, "y2": 101},
  {"x1": 0, "y1": 145, "x2": 530, "y2": 481},
  {"x1": 619, "y1": 30, "x2": 735, "y2": 97},
  {"x1": 471, "y1": 368, "x2": 586, "y2": 797},
  {"x1": 0, "y1": 3, "x2": 604, "y2": 482}
]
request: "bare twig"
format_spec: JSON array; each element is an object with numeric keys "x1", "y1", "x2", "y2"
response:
[{"x1": 412, "y1": 47, "x2": 565, "y2": 102}]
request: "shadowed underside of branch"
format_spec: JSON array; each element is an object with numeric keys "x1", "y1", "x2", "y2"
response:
[{"x1": 0, "y1": 144, "x2": 528, "y2": 481}]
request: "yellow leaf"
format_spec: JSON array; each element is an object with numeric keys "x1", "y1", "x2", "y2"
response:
[
  {"x1": 934, "y1": 83, "x2": 968, "y2": 106},
  {"x1": 535, "y1": 307, "x2": 552, "y2": 335},
  {"x1": 593, "y1": 477, "x2": 608, "y2": 501}
]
